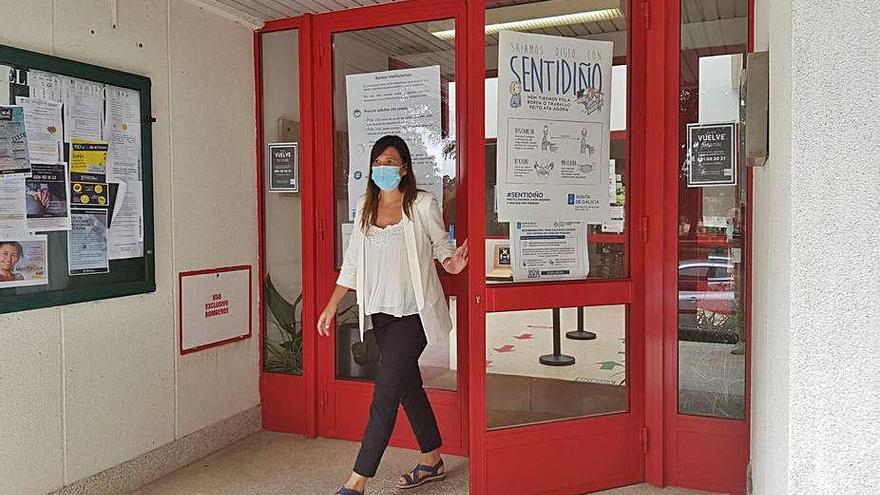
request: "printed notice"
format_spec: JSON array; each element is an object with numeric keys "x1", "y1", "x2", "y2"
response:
[
  {"x1": 105, "y1": 86, "x2": 142, "y2": 182},
  {"x1": 0, "y1": 105, "x2": 31, "y2": 176},
  {"x1": 69, "y1": 139, "x2": 108, "y2": 207},
  {"x1": 16, "y1": 96, "x2": 63, "y2": 163},
  {"x1": 686, "y1": 122, "x2": 737, "y2": 187},
  {"x1": 511, "y1": 221, "x2": 588, "y2": 282},
  {"x1": 0, "y1": 234, "x2": 48, "y2": 288},
  {"x1": 62, "y1": 77, "x2": 104, "y2": 142},
  {"x1": 345, "y1": 66, "x2": 446, "y2": 220},
  {"x1": 27, "y1": 71, "x2": 63, "y2": 102},
  {"x1": 0, "y1": 174, "x2": 27, "y2": 235},
  {"x1": 26, "y1": 162, "x2": 71, "y2": 231},
  {"x1": 0, "y1": 65, "x2": 10, "y2": 105},
  {"x1": 108, "y1": 180, "x2": 144, "y2": 260},
  {"x1": 68, "y1": 208, "x2": 109, "y2": 275},
  {"x1": 495, "y1": 31, "x2": 613, "y2": 223}
]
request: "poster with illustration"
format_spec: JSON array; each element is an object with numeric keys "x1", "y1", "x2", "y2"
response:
[
  {"x1": 0, "y1": 235, "x2": 48, "y2": 288},
  {"x1": 495, "y1": 31, "x2": 613, "y2": 223}
]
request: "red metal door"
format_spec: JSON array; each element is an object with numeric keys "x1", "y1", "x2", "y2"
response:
[
  {"x1": 464, "y1": 1, "x2": 653, "y2": 494},
  {"x1": 312, "y1": 0, "x2": 471, "y2": 456}
]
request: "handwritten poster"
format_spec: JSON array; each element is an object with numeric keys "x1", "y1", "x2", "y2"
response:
[{"x1": 495, "y1": 31, "x2": 613, "y2": 223}]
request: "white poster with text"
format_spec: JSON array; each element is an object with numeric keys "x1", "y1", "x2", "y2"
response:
[
  {"x1": 345, "y1": 66, "x2": 446, "y2": 220},
  {"x1": 511, "y1": 221, "x2": 588, "y2": 282}
]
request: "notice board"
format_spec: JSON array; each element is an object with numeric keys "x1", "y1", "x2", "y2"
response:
[{"x1": 0, "y1": 44, "x2": 155, "y2": 313}]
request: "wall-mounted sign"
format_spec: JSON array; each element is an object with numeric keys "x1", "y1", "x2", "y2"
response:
[
  {"x1": 268, "y1": 142, "x2": 298, "y2": 193},
  {"x1": 179, "y1": 265, "x2": 251, "y2": 354},
  {"x1": 686, "y1": 122, "x2": 737, "y2": 187},
  {"x1": 495, "y1": 31, "x2": 614, "y2": 223}
]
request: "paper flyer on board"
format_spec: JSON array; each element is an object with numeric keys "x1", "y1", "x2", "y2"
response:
[
  {"x1": 0, "y1": 65, "x2": 11, "y2": 105},
  {"x1": 105, "y1": 85, "x2": 142, "y2": 182},
  {"x1": 0, "y1": 105, "x2": 31, "y2": 176},
  {"x1": 108, "y1": 180, "x2": 144, "y2": 260},
  {"x1": 26, "y1": 162, "x2": 71, "y2": 232},
  {"x1": 16, "y1": 96, "x2": 63, "y2": 163},
  {"x1": 27, "y1": 70, "x2": 64, "y2": 102},
  {"x1": 345, "y1": 66, "x2": 446, "y2": 220},
  {"x1": 69, "y1": 139, "x2": 109, "y2": 208},
  {"x1": 0, "y1": 173, "x2": 27, "y2": 235},
  {"x1": 495, "y1": 31, "x2": 613, "y2": 223},
  {"x1": 0, "y1": 234, "x2": 48, "y2": 288},
  {"x1": 68, "y1": 208, "x2": 109, "y2": 275},
  {"x1": 62, "y1": 77, "x2": 104, "y2": 142},
  {"x1": 511, "y1": 221, "x2": 588, "y2": 282}
]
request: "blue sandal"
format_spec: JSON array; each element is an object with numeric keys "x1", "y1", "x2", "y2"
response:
[
  {"x1": 396, "y1": 458, "x2": 446, "y2": 490},
  {"x1": 335, "y1": 488, "x2": 363, "y2": 495}
]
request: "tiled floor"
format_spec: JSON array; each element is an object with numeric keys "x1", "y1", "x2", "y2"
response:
[{"x1": 134, "y1": 430, "x2": 719, "y2": 495}]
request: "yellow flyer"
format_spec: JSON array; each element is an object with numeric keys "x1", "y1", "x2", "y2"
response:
[{"x1": 69, "y1": 138, "x2": 108, "y2": 182}]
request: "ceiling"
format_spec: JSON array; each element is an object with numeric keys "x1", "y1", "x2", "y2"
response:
[
  {"x1": 203, "y1": 0, "x2": 746, "y2": 26},
  {"x1": 207, "y1": 0, "x2": 747, "y2": 80}
]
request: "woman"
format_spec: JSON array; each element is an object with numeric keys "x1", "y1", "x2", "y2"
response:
[
  {"x1": 0, "y1": 241, "x2": 25, "y2": 283},
  {"x1": 317, "y1": 135, "x2": 468, "y2": 495}
]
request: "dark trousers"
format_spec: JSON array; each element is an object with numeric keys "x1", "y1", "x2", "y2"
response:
[{"x1": 353, "y1": 313, "x2": 443, "y2": 478}]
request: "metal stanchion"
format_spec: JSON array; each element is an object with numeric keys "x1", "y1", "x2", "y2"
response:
[
  {"x1": 539, "y1": 307, "x2": 576, "y2": 366},
  {"x1": 565, "y1": 306, "x2": 597, "y2": 340}
]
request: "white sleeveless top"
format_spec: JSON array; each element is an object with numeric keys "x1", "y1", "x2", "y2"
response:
[{"x1": 362, "y1": 218, "x2": 419, "y2": 317}]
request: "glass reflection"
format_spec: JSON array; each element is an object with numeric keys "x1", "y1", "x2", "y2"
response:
[
  {"x1": 261, "y1": 29, "x2": 304, "y2": 375},
  {"x1": 677, "y1": 0, "x2": 749, "y2": 419},
  {"x1": 331, "y1": 21, "x2": 458, "y2": 390}
]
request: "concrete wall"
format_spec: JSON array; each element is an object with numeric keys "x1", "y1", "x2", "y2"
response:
[
  {"x1": 0, "y1": 2, "x2": 258, "y2": 494},
  {"x1": 752, "y1": 0, "x2": 880, "y2": 493}
]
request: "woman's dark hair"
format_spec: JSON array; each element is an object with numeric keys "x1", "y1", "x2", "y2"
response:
[
  {"x1": 361, "y1": 135, "x2": 419, "y2": 232},
  {"x1": 0, "y1": 241, "x2": 23, "y2": 259}
]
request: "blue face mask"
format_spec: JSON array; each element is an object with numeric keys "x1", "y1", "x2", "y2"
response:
[{"x1": 371, "y1": 166, "x2": 402, "y2": 191}]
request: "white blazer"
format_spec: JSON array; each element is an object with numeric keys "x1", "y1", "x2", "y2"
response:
[{"x1": 337, "y1": 191, "x2": 456, "y2": 347}]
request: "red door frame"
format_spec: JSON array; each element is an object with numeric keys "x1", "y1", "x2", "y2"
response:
[
  {"x1": 311, "y1": 0, "x2": 471, "y2": 456},
  {"x1": 467, "y1": 1, "x2": 650, "y2": 493},
  {"x1": 659, "y1": 0, "x2": 754, "y2": 493},
  {"x1": 253, "y1": 0, "x2": 755, "y2": 493},
  {"x1": 255, "y1": 14, "x2": 319, "y2": 437}
]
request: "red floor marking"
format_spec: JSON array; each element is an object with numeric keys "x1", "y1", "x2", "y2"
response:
[
  {"x1": 494, "y1": 344, "x2": 516, "y2": 353},
  {"x1": 514, "y1": 333, "x2": 534, "y2": 340}
]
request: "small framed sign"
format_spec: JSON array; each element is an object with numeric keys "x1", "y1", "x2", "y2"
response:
[
  {"x1": 268, "y1": 142, "x2": 298, "y2": 193},
  {"x1": 179, "y1": 265, "x2": 252, "y2": 354},
  {"x1": 686, "y1": 122, "x2": 737, "y2": 187}
]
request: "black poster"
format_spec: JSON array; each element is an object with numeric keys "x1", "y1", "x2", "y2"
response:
[
  {"x1": 268, "y1": 142, "x2": 298, "y2": 193},
  {"x1": 686, "y1": 123, "x2": 737, "y2": 187}
]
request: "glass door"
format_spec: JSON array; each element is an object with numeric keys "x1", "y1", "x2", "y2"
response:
[
  {"x1": 313, "y1": 0, "x2": 470, "y2": 455},
  {"x1": 468, "y1": 1, "x2": 649, "y2": 493},
  {"x1": 256, "y1": 18, "x2": 318, "y2": 436}
]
